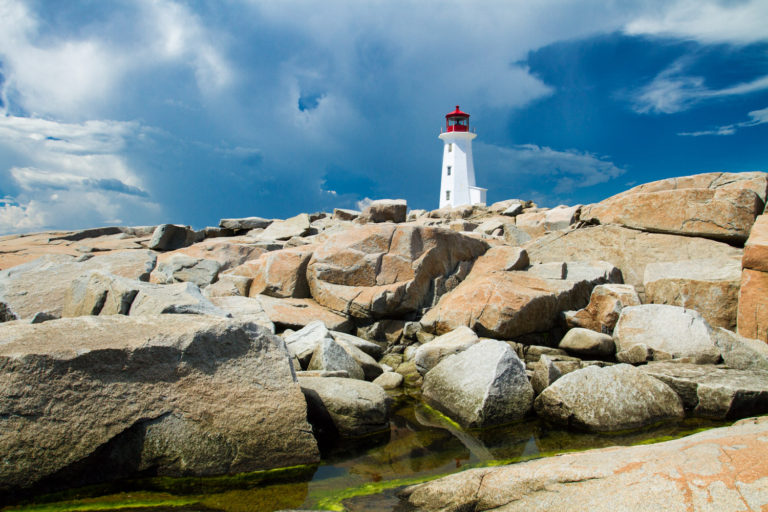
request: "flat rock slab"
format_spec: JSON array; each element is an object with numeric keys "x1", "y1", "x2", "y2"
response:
[
  {"x1": 534, "y1": 364, "x2": 684, "y2": 432},
  {"x1": 256, "y1": 296, "x2": 353, "y2": 332},
  {"x1": 0, "y1": 315, "x2": 318, "y2": 496},
  {"x1": 640, "y1": 362, "x2": 768, "y2": 419},
  {"x1": 0, "y1": 251, "x2": 157, "y2": 321},
  {"x1": 400, "y1": 416, "x2": 768, "y2": 511}
]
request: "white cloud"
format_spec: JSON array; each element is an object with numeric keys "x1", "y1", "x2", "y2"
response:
[
  {"x1": 633, "y1": 58, "x2": 768, "y2": 114},
  {"x1": 0, "y1": 114, "x2": 160, "y2": 234},
  {"x1": 679, "y1": 106, "x2": 768, "y2": 136},
  {"x1": 625, "y1": 0, "x2": 768, "y2": 45},
  {"x1": 478, "y1": 142, "x2": 626, "y2": 196}
]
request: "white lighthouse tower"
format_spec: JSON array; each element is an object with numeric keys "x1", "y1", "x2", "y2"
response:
[{"x1": 439, "y1": 105, "x2": 486, "y2": 208}]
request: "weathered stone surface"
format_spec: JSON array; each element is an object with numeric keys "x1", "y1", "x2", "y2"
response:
[
  {"x1": 714, "y1": 327, "x2": 768, "y2": 371},
  {"x1": 283, "y1": 321, "x2": 332, "y2": 367},
  {"x1": 218, "y1": 217, "x2": 272, "y2": 231},
  {"x1": 564, "y1": 283, "x2": 641, "y2": 334},
  {"x1": 307, "y1": 224, "x2": 487, "y2": 318},
  {"x1": 744, "y1": 214, "x2": 768, "y2": 272},
  {"x1": 641, "y1": 362, "x2": 768, "y2": 419},
  {"x1": 738, "y1": 268, "x2": 768, "y2": 343},
  {"x1": 526, "y1": 224, "x2": 743, "y2": 288},
  {"x1": 207, "y1": 296, "x2": 275, "y2": 332},
  {"x1": 157, "y1": 238, "x2": 269, "y2": 272},
  {"x1": 258, "y1": 214, "x2": 312, "y2": 241},
  {"x1": 62, "y1": 271, "x2": 141, "y2": 317},
  {"x1": 307, "y1": 337, "x2": 365, "y2": 380},
  {"x1": 0, "y1": 251, "x2": 157, "y2": 321},
  {"x1": 257, "y1": 296, "x2": 353, "y2": 332},
  {"x1": 204, "y1": 274, "x2": 251, "y2": 297},
  {"x1": 582, "y1": 172, "x2": 767, "y2": 243},
  {"x1": 129, "y1": 282, "x2": 228, "y2": 317},
  {"x1": 329, "y1": 331, "x2": 384, "y2": 360},
  {"x1": 502, "y1": 225, "x2": 532, "y2": 246},
  {"x1": 148, "y1": 224, "x2": 200, "y2": 251},
  {"x1": 332, "y1": 208, "x2": 360, "y2": 221},
  {"x1": 298, "y1": 377, "x2": 389, "y2": 437},
  {"x1": 421, "y1": 271, "x2": 592, "y2": 339},
  {"x1": 372, "y1": 371, "x2": 403, "y2": 390},
  {"x1": 149, "y1": 254, "x2": 222, "y2": 287},
  {"x1": 470, "y1": 246, "x2": 529, "y2": 274},
  {"x1": 534, "y1": 364, "x2": 684, "y2": 432},
  {"x1": 422, "y1": 339, "x2": 533, "y2": 428},
  {"x1": 226, "y1": 246, "x2": 313, "y2": 299},
  {"x1": 413, "y1": 326, "x2": 479, "y2": 375},
  {"x1": 360, "y1": 199, "x2": 407, "y2": 223},
  {"x1": 531, "y1": 354, "x2": 562, "y2": 395},
  {"x1": 516, "y1": 205, "x2": 580, "y2": 237},
  {"x1": 0, "y1": 315, "x2": 319, "y2": 495},
  {"x1": 559, "y1": 328, "x2": 615, "y2": 358},
  {"x1": 644, "y1": 257, "x2": 741, "y2": 330},
  {"x1": 400, "y1": 416, "x2": 768, "y2": 512},
  {"x1": 614, "y1": 304, "x2": 721, "y2": 363}
]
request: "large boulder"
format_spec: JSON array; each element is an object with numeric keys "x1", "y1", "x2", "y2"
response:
[
  {"x1": 613, "y1": 305, "x2": 721, "y2": 364},
  {"x1": 226, "y1": 246, "x2": 313, "y2": 299},
  {"x1": 128, "y1": 282, "x2": 228, "y2": 317},
  {"x1": 558, "y1": 328, "x2": 615, "y2": 358},
  {"x1": 420, "y1": 271, "x2": 593, "y2": 339},
  {"x1": 640, "y1": 362, "x2": 768, "y2": 419},
  {"x1": 643, "y1": 257, "x2": 741, "y2": 330},
  {"x1": 148, "y1": 224, "x2": 200, "y2": 251},
  {"x1": 413, "y1": 326, "x2": 479, "y2": 374},
  {"x1": 714, "y1": 327, "x2": 768, "y2": 371},
  {"x1": 516, "y1": 205, "x2": 580, "y2": 237},
  {"x1": 581, "y1": 171, "x2": 767, "y2": 243},
  {"x1": 422, "y1": 339, "x2": 534, "y2": 428},
  {"x1": 360, "y1": 199, "x2": 407, "y2": 223},
  {"x1": 62, "y1": 271, "x2": 142, "y2": 317},
  {"x1": 525, "y1": 224, "x2": 743, "y2": 289},
  {"x1": 207, "y1": 296, "x2": 275, "y2": 332},
  {"x1": 258, "y1": 213, "x2": 311, "y2": 241},
  {"x1": 738, "y1": 214, "x2": 768, "y2": 343},
  {"x1": 298, "y1": 377, "x2": 389, "y2": 437},
  {"x1": 0, "y1": 251, "x2": 157, "y2": 321},
  {"x1": 564, "y1": 283, "x2": 641, "y2": 334},
  {"x1": 306, "y1": 224, "x2": 487, "y2": 318},
  {"x1": 218, "y1": 217, "x2": 272, "y2": 231},
  {"x1": 400, "y1": 417, "x2": 768, "y2": 512},
  {"x1": 534, "y1": 364, "x2": 684, "y2": 432},
  {"x1": 0, "y1": 315, "x2": 319, "y2": 496},
  {"x1": 154, "y1": 238, "x2": 270, "y2": 272},
  {"x1": 256, "y1": 296, "x2": 353, "y2": 332},
  {"x1": 307, "y1": 337, "x2": 365, "y2": 380},
  {"x1": 743, "y1": 214, "x2": 768, "y2": 272}
]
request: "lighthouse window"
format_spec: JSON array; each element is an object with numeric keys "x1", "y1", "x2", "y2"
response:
[
  {"x1": 447, "y1": 166, "x2": 452, "y2": 176},
  {"x1": 448, "y1": 143, "x2": 453, "y2": 152},
  {"x1": 446, "y1": 190, "x2": 451, "y2": 201}
]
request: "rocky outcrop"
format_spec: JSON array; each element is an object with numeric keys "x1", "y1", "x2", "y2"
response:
[
  {"x1": 0, "y1": 251, "x2": 157, "y2": 321},
  {"x1": 258, "y1": 213, "x2": 312, "y2": 241},
  {"x1": 400, "y1": 416, "x2": 768, "y2": 511},
  {"x1": 298, "y1": 377, "x2": 389, "y2": 437},
  {"x1": 738, "y1": 214, "x2": 768, "y2": 342},
  {"x1": 422, "y1": 339, "x2": 533, "y2": 428},
  {"x1": 256, "y1": 296, "x2": 353, "y2": 332},
  {"x1": 129, "y1": 282, "x2": 228, "y2": 317},
  {"x1": 148, "y1": 224, "x2": 200, "y2": 251},
  {"x1": 613, "y1": 305, "x2": 721, "y2": 363},
  {"x1": 218, "y1": 217, "x2": 272, "y2": 231},
  {"x1": 643, "y1": 257, "x2": 741, "y2": 330},
  {"x1": 227, "y1": 246, "x2": 314, "y2": 299},
  {"x1": 149, "y1": 253, "x2": 221, "y2": 287},
  {"x1": 640, "y1": 362, "x2": 768, "y2": 419},
  {"x1": 564, "y1": 283, "x2": 641, "y2": 334},
  {"x1": 306, "y1": 224, "x2": 487, "y2": 318},
  {"x1": 714, "y1": 327, "x2": 768, "y2": 371},
  {"x1": 155, "y1": 237, "x2": 270, "y2": 272},
  {"x1": 525, "y1": 224, "x2": 743, "y2": 289},
  {"x1": 0, "y1": 315, "x2": 319, "y2": 496},
  {"x1": 581, "y1": 171, "x2": 767, "y2": 243},
  {"x1": 207, "y1": 296, "x2": 275, "y2": 332},
  {"x1": 516, "y1": 205, "x2": 580, "y2": 237},
  {"x1": 534, "y1": 364, "x2": 684, "y2": 431}
]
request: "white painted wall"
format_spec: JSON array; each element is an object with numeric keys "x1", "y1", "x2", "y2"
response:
[{"x1": 439, "y1": 131, "x2": 485, "y2": 208}]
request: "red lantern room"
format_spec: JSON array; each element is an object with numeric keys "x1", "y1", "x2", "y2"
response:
[{"x1": 445, "y1": 105, "x2": 469, "y2": 132}]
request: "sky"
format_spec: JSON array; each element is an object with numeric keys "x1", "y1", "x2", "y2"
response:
[{"x1": 0, "y1": 0, "x2": 766, "y2": 234}]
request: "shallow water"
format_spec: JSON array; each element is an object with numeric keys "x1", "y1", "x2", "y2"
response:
[{"x1": 3, "y1": 394, "x2": 729, "y2": 512}]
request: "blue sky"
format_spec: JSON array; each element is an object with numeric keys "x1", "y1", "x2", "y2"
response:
[{"x1": 0, "y1": 0, "x2": 766, "y2": 233}]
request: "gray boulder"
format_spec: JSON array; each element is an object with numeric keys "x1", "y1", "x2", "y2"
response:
[
  {"x1": 62, "y1": 271, "x2": 141, "y2": 317},
  {"x1": 413, "y1": 326, "x2": 479, "y2": 375},
  {"x1": 258, "y1": 214, "x2": 311, "y2": 241},
  {"x1": 298, "y1": 377, "x2": 389, "y2": 437},
  {"x1": 640, "y1": 362, "x2": 768, "y2": 419},
  {"x1": 559, "y1": 328, "x2": 615, "y2": 358},
  {"x1": 330, "y1": 331, "x2": 384, "y2": 360},
  {"x1": 360, "y1": 199, "x2": 407, "y2": 223},
  {"x1": 714, "y1": 328, "x2": 768, "y2": 371},
  {"x1": 207, "y1": 296, "x2": 275, "y2": 333},
  {"x1": 307, "y1": 337, "x2": 365, "y2": 380},
  {"x1": 284, "y1": 320, "x2": 331, "y2": 367},
  {"x1": 219, "y1": 217, "x2": 272, "y2": 231},
  {"x1": 422, "y1": 339, "x2": 534, "y2": 428},
  {"x1": 613, "y1": 304, "x2": 721, "y2": 364},
  {"x1": 373, "y1": 371, "x2": 404, "y2": 390},
  {"x1": 148, "y1": 224, "x2": 200, "y2": 251},
  {"x1": 534, "y1": 364, "x2": 684, "y2": 432},
  {"x1": 0, "y1": 315, "x2": 319, "y2": 495},
  {"x1": 530, "y1": 354, "x2": 562, "y2": 395},
  {"x1": 129, "y1": 282, "x2": 228, "y2": 317},
  {"x1": 149, "y1": 254, "x2": 221, "y2": 287}
]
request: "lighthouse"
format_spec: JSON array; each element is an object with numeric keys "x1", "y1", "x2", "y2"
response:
[{"x1": 439, "y1": 105, "x2": 486, "y2": 208}]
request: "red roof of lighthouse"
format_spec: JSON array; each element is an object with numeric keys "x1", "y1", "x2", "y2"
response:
[{"x1": 445, "y1": 105, "x2": 469, "y2": 118}]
